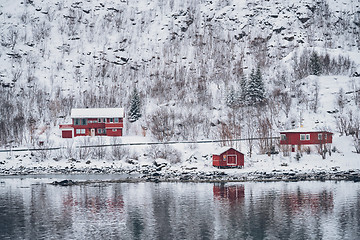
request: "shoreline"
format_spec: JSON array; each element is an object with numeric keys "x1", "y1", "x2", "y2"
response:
[{"x1": 2, "y1": 167, "x2": 360, "y2": 183}]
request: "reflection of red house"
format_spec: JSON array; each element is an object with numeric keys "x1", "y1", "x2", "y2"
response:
[
  {"x1": 59, "y1": 108, "x2": 124, "y2": 138},
  {"x1": 212, "y1": 147, "x2": 244, "y2": 168},
  {"x1": 283, "y1": 191, "x2": 333, "y2": 214},
  {"x1": 280, "y1": 128, "x2": 333, "y2": 152},
  {"x1": 63, "y1": 193, "x2": 124, "y2": 213},
  {"x1": 213, "y1": 184, "x2": 245, "y2": 204}
]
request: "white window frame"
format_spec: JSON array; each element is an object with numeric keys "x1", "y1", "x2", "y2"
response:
[
  {"x1": 281, "y1": 134, "x2": 287, "y2": 141},
  {"x1": 114, "y1": 118, "x2": 119, "y2": 123},
  {"x1": 226, "y1": 155, "x2": 237, "y2": 166},
  {"x1": 306, "y1": 134, "x2": 310, "y2": 140},
  {"x1": 300, "y1": 134, "x2": 306, "y2": 140},
  {"x1": 80, "y1": 129, "x2": 85, "y2": 134},
  {"x1": 318, "y1": 133, "x2": 322, "y2": 140},
  {"x1": 76, "y1": 129, "x2": 81, "y2": 134},
  {"x1": 112, "y1": 129, "x2": 117, "y2": 132}
]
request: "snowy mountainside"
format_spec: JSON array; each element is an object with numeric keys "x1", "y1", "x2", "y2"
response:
[{"x1": 0, "y1": 0, "x2": 359, "y2": 158}]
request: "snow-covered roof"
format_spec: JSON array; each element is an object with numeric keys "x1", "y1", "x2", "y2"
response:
[
  {"x1": 213, "y1": 147, "x2": 240, "y2": 155},
  {"x1": 71, "y1": 108, "x2": 124, "y2": 118},
  {"x1": 280, "y1": 127, "x2": 332, "y2": 133}
]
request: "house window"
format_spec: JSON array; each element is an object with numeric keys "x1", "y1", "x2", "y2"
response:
[
  {"x1": 109, "y1": 118, "x2": 114, "y2": 123},
  {"x1": 81, "y1": 119, "x2": 87, "y2": 125},
  {"x1": 300, "y1": 134, "x2": 306, "y2": 140},
  {"x1": 74, "y1": 119, "x2": 80, "y2": 125},
  {"x1": 112, "y1": 129, "x2": 117, "y2": 132},
  {"x1": 76, "y1": 129, "x2": 86, "y2": 134},
  {"x1": 318, "y1": 133, "x2": 322, "y2": 140},
  {"x1": 281, "y1": 134, "x2": 287, "y2": 141},
  {"x1": 325, "y1": 134, "x2": 327, "y2": 140},
  {"x1": 114, "y1": 118, "x2": 119, "y2": 123},
  {"x1": 98, "y1": 129, "x2": 106, "y2": 134},
  {"x1": 306, "y1": 134, "x2": 310, "y2": 140}
]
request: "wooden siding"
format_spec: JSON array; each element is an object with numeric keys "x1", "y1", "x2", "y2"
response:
[
  {"x1": 280, "y1": 131, "x2": 333, "y2": 146},
  {"x1": 213, "y1": 148, "x2": 244, "y2": 168}
]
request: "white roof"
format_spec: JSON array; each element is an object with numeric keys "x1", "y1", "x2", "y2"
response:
[
  {"x1": 213, "y1": 147, "x2": 238, "y2": 155},
  {"x1": 71, "y1": 108, "x2": 124, "y2": 118},
  {"x1": 280, "y1": 127, "x2": 331, "y2": 133}
]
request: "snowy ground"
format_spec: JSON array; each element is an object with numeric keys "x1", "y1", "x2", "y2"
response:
[{"x1": 1, "y1": 133, "x2": 359, "y2": 182}]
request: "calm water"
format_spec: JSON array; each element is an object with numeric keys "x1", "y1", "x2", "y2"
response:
[{"x1": 0, "y1": 176, "x2": 359, "y2": 240}]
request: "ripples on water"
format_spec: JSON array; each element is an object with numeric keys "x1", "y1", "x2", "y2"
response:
[{"x1": 0, "y1": 176, "x2": 359, "y2": 240}]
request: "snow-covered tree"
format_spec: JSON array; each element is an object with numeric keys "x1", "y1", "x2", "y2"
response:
[
  {"x1": 239, "y1": 75, "x2": 247, "y2": 104},
  {"x1": 309, "y1": 51, "x2": 321, "y2": 76},
  {"x1": 246, "y1": 67, "x2": 265, "y2": 105},
  {"x1": 128, "y1": 87, "x2": 141, "y2": 123},
  {"x1": 226, "y1": 87, "x2": 237, "y2": 108}
]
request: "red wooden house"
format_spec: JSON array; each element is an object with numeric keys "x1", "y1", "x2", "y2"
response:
[
  {"x1": 279, "y1": 128, "x2": 333, "y2": 152},
  {"x1": 59, "y1": 108, "x2": 124, "y2": 138},
  {"x1": 212, "y1": 147, "x2": 244, "y2": 168}
]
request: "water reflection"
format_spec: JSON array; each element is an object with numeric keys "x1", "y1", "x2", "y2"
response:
[
  {"x1": 281, "y1": 189, "x2": 334, "y2": 215},
  {"x1": 213, "y1": 183, "x2": 245, "y2": 204},
  {"x1": 0, "y1": 179, "x2": 360, "y2": 239}
]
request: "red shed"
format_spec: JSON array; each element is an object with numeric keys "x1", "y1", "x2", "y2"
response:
[
  {"x1": 213, "y1": 147, "x2": 244, "y2": 168},
  {"x1": 280, "y1": 127, "x2": 333, "y2": 152}
]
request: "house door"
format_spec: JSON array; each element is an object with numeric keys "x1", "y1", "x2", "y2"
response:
[
  {"x1": 291, "y1": 145, "x2": 295, "y2": 152},
  {"x1": 91, "y1": 128, "x2": 95, "y2": 137},
  {"x1": 227, "y1": 155, "x2": 237, "y2": 166}
]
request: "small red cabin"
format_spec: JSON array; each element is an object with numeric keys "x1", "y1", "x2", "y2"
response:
[
  {"x1": 280, "y1": 128, "x2": 333, "y2": 152},
  {"x1": 212, "y1": 147, "x2": 244, "y2": 168},
  {"x1": 59, "y1": 108, "x2": 124, "y2": 138}
]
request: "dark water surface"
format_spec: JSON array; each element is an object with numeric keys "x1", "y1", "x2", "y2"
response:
[{"x1": 0, "y1": 176, "x2": 359, "y2": 240}]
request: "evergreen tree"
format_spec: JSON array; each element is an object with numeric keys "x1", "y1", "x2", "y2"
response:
[
  {"x1": 226, "y1": 87, "x2": 236, "y2": 108},
  {"x1": 128, "y1": 87, "x2": 141, "y2": 122},
  {"x1": 239, "y1": 75, "x2": 247, "y2": 104},
  {"x1": 246, "y1": 67, "x2": 265, "y2": 105},
  {"x1": 309, "y1": 51, "x2": 321, "y2": 75}
]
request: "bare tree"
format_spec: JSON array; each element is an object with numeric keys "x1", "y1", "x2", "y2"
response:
[
  {"x1": 148, "y1": 108, "x2": 175, "y2": 142},
  {"x1": 316, "y1": 132, "x2": 330, "y2": 159},
  {"x1": 257, "y1": 114, "x2": 273, "y2": 154},
  {"x1": 336, "y1": 88, "x2": 346, "y2": 113},
  {"x1": 351, "y1": 115, "x2": 360, "y2": 153},
  {"x1": 245, "y1": 108, "x2": 255, "y2": 157},
  {"x1": 310, "y1": 80, "x2": 320, "y2": 113},
  {"x1": 111, "y1": 137, "x2": 129, "y2": 160},
  {"x1": 78, "y1": 138, "x2": 92, "y2": 160}
]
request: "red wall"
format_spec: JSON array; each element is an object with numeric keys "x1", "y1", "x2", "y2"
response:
[
  {"x1": 280, "y1": 131, "x2": 333, "y2": 146},
  {"x1": 106, "y1": 128, "x2": 122, "y2": 137},
  {"x1": 71, "y1": 118, "x2": 123, "y2": 137}
]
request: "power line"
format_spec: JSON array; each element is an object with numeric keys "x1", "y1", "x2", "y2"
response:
[{"x1": 0, "y1": 137, "x2": 280, "y2": 152}]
